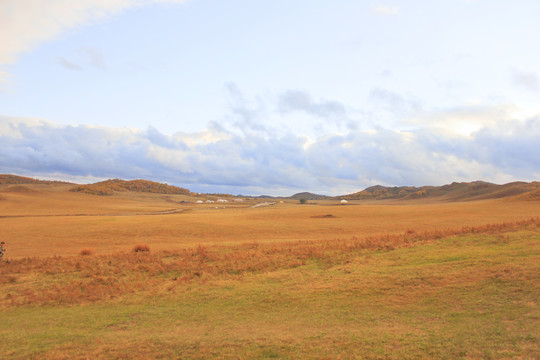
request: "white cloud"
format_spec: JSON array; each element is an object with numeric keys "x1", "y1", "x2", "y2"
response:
[
  {"x1": 224, "y1": 83, "x2": 269, "y2": 135},
  {"x1": 369, "y1": 88, "x2": 421, "y2": 117},
  {"x1": 78, "y1": 47, "x2": 106, "y2": 69},
  {"x1": 278, "y1": 90, "x2": 347, "y2": 120},
  {"x1": 57, "y1": 57, "x2": 83, "y2": 71},
  {"x1": 1, "y1": 114, "x2": 538, "y2": 195},
  {"x1": 373, "y1": 5, "x2": 399, "y2": 16},
  {"x1": 0, "y1": 0, "x2": 187, "y2": 82},
  {"x1": 404, "y1": 104, "x2": 518, "y2": 136},
  {"x1": 513, "y1": 70, "x2": 539, "y2": 92}
]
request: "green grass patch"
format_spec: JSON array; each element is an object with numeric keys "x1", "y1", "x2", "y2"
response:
[{"x1": 1, "y1": 228, "x2": 538, "y2": 359}]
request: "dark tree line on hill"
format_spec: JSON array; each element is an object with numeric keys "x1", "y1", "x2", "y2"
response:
[
  {"x1": 0, "y1": 174, "x2": 71, "y2": 186},
  {"x1": 70, "y1": 179, "x2": 191, "y2": 196}
]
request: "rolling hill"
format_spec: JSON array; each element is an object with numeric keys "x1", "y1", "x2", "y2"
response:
[
  {"x1": 0, "y1": 174, "x2": 72, "y2": 186},
  {"x1": 2, "y1": 174, "x2": 538, "y2": 201},
  {"x1": 289, "y1": 192, "x2": 331, "y2": 201},
  {"x1": 340, "y1": 181, "x2": 540, "y2": 201},
  {"x1": 70, "y1": 179, "x2": 192, "y2": 196}
]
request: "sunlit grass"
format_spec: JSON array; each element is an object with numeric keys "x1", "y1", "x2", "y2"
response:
[
  {"x1": 1, "y1": 219, "x2": 538, "y2": 359},
  {"x1": 2, "y1": 186, "x2": 540, "y2": 259}
]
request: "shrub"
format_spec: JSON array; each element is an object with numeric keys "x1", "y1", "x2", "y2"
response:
[
  {"x1": 133, "y1": 244, "x2": 150, "y2": 253},
  {"x1": 196, "y1": 245, "x2": 208, "y2": 262},
  {"x1": 299, "y1": 199, "x2": 307, "y2": 204},
  {"x1": 79, "y1": 248, "x2": 94, "y2": 256}
]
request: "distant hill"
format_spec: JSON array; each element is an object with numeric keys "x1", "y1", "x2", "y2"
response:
[
  {"x1": 0, "y1": 174, "x2": 72, "y2": 186},
  {"x1": 2, "y1": 174, "x2": 538, "y2": 201},
  {"x1": 289, "y1": 192, "x2": 331, "y2": 201},
  {"x1": 340, "y1": 185, "x2": 425, "y2": 200},
  {"x1": 340, "y1": 181, "x2": 540, "y2": 201},
  {"x1": 70, "y1": 179, "x2": 192, "y2": 196}
]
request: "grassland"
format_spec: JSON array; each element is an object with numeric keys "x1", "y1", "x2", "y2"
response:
[
  {"x1": 1, "y1": 184, "x2": 539, "y2": 258},
  {"x1": 0, "y1": 184, "x2": 539, "y2": 358}
]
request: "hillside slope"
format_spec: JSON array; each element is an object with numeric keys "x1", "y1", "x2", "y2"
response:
[
  {"x1": 0, "y1": 174, "x2": 72, "y2": 186},
  {"x1": 341, "y1": 181, "x2": 540, "y2": 201},
  {"x1": 70, "y1": 179, "x2": 191, "y2": 196},
  {"x1": 289, "y1": 192, "x2": 331, "y2": 201}
]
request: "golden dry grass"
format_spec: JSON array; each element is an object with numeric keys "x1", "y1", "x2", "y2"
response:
[
  {"x1": 1, "y1": 216, "x2": 538, "y2": 307},
  {"x1": 0, "y1": 184, "x2": 539, "y2": 258},
  {"x1": 1, "y1": 183, "x2": 539, "y2": 359},
  {"x1": 0, "y1": 217, "x2": 538, "y2": 359}
]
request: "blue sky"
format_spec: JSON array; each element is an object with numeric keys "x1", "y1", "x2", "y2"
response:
[{"x1": 0, "y1": 0, "x2": 539, "y2": 195}]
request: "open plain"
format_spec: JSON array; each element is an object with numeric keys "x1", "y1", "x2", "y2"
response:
[
  {"x1": 0, "y1": 181, "x2": 539, "y2": 359},
  {"x1": 2, "y1": 182, "x2": 539, "y2": 259}
]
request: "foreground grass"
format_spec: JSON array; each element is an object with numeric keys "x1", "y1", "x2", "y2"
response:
[{"x1": 1, "y1": 220, "x2": 539, "y2": 359}]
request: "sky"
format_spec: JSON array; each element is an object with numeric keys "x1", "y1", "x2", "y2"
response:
[{"x1": 0, "y1": 0, "x2": 539, "y2": 195}]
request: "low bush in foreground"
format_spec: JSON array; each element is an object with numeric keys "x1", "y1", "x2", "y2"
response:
[
  {"x1": 79, "y1": 248, "x2": 94, "y2": 256},
  {"x1": 132, "y1": 244, "x2": 150, "y2": 253}
]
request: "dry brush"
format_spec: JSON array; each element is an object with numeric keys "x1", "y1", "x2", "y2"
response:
[{"x1": 1, "y1": 217, "x2": 538, "y2": 307}]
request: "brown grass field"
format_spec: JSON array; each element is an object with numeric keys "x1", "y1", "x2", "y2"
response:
[
  {"x1": 0, "y1": 183, "x2": 539, "y2": 358},
  {"x1": 1, "y1": 184, "x2": 539, "y2": 259}
]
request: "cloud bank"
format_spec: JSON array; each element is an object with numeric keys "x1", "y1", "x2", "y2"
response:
[{"x1": 1, "y1": 114, "x2": 538, "y2": 196}]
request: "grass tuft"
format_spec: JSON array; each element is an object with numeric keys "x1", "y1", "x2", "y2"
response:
[
  {"x1": 79, "y1": 248, "x2": 94, "y2": 256},
  {"x1": 132, "y1": 244, "x2": 150, "y2": 253}
]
